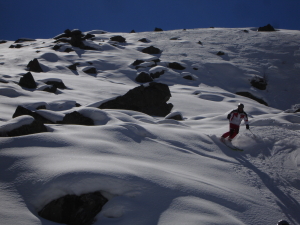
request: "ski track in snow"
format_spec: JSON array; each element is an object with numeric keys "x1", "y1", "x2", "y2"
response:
[{"x1": 0, "y1": 28, "x2": 300, "y2": 225}]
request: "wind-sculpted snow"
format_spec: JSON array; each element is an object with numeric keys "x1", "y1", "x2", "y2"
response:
[{"x1": 0, "y1": 28, "x2": 300, "y2": 225}]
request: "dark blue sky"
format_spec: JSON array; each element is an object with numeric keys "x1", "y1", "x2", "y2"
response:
[{"x1": 1, "y1": 0, "x2": 300, "y2": 41}]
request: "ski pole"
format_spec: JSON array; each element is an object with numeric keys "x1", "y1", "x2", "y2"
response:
[{"x1": 248, "y1": 128, "x2": 257, "y2": 139}]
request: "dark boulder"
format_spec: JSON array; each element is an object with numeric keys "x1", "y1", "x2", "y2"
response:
[
  {"x1": 217, "y1": 51, "x2": 225, "y2": 56},
  {"x1": 45, "y1": 80, "x2": 67, "y2": 89},
  {"x1": 100, "y1": 82, "x2": 173, "y2": 117},
  {"x1": 250, "y1": 76, "x2": 267, "y2": 90},
  {"x1": 83, "y1": 33, "x2": 95, "y2": 40},
  {"x1": 62, "y1": 111, "x2": 94, "y2": 125},
  {"x1": 135, "y1": 72, "x2": 153, "y2": 83},
  {"x1": 68, "y1": 63, "x2": 79, "y2": 70},
  {"x1": 236, "y1": 92, "x2": 268, "y2": 106},
  {"x1": 130, "y1": 30, "x2": 136, "y2": 33},
  {"x1": 27, "y1": 58, "x2": 43, "y2": 72},
  {"x1": 38, "y1": 191, "x2": 108, "y2": 225},
  {"x1": 42, "y1": 85, "x2": 57, "y2": 93},
  {"x1": 70, "y1": 29, "x2": 83, "y2": 47},
  {"x1": 168, "y1": 62, "x2": 186, "y2": 70},
  {"x1": 14, "y1": 38, "x2": 36, "y2": 43},
  {"x1": 197, "y1": 41, "x2": 203, "y2": 45},
  {"x1": 183, "y1": 75, "x2": 193, "y2": 80},
  {"x1": 138, "y1": 38, "x2": 150, "y2": 43},
  {"x1": 154, "y1": 27, "x2": 163, "y2": 32},
  {"x1": 132, "y1": 60, "x2": 145, "y2": 66},
  {"x1": 83, "y1": 67, "x2": 97, "y2": 74},
  {"x1": 13, "y1": 105, "x2": 54, "y2": 124},
  {"x1": 53, "y1": 29, "x2": 72, "y2": 39},
  {"x1": 53, "y1": 45, "x2": 61, "y2": 50},
  {"x1": 258, "y1": 24, "x2": 275, "y2": 32},
  {"x1": 18, "y1": 72, "x2": 37, "y2": 89},
  {"x1": 150, "y1": 70, "x2": 165, "y2": 79},
  {"x1": 0, "y1": 40, "x2": 7, "y2": 44},
  {"x1": 5, "y1": 120, "x2": 48, "y2": 137},
  {"x1": 64, "y1": 48, "x2": 74, "y2": 53},
  {"x1": 36, "y1": 105, "x2": 47, "y2": 110},
  {"x1": 110, "y1": 36, "x2": 126, "y2": 43},
  {"x1": 142, "y1": 46, "x2": 161, "y2": 54},
  {"x1": 167, "y1": 113, "x2": 184, "y2": 121}
]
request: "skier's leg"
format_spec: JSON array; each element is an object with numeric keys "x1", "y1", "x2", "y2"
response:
[
  {"x1": 229, "y1": 124, "x2": 240, "y2": 140},
  {"x1": 222, "y1": 123, "x2": 232, "y2": 138}
]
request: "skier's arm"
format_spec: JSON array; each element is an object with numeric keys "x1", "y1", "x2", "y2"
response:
[{"x1": 244, "y1": 113, "x2": 250, "y2": 129}]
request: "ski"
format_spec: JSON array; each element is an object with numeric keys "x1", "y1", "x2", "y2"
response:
[{"x1": 220, "y1": 138, "x2": 243, "y2": 152}]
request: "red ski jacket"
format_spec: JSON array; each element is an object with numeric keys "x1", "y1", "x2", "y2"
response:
[{"x1": 227, "y1": 109, "x2": 249, "y2": 126}]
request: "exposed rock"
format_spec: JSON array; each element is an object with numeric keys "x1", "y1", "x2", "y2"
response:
[
  {"x1": 166, "y1": 113, "x2": 184, "y2": 121},
  {"x1": 142, "y1": 46, "x2": 161, "y2": 54},
  {"x1": 243, "y1": 30, "x2": 249, "y2": 33},
  {"x1": 53, "y1": 45, "x2": 61, "y2": 50},
  {"x1": 62, "y1": 111, "x2": 94, "y2": 125},
  {"x1": 0, "y1": 78, "x2": 9, "y2": 83},
  {"x1": 36, "y1": 105, "x2": 47, "y2": 110},
  {"x1": 27, "y1": 58, "x2": 43, "y2": 72},
  {"x1": 83, "y1": 33, "x2": 95, "y2": 40},
  {"x1": 236, "y1": 92, "x2": 268, "y2": 106},
  {"x1": 64, "y1": 48, "x2": 74, "y2": 53},
  {"x1": 53, "y1": 29, "x2": 72, "y2": 39},
  {"x1": 197, "y1": 41, "x2": 203, "y2": 45},
  {"x1": 18, "y1": 72, "x2": 37, "y2": 89},
  {"x1": 130, "y1": 30, "x2": 136, "y2": 33},
  {"x1": 9, "y1": 44, "x2": 23, "y2": 48},
  {"x1": 132, "y1": 60, "x2": 145, "y2": 66},
  {"x1": 75, "y1": 103, "x2": 82, "y2": 107},
  {"x1": 183, "y1": 75, "x2": 193, "y2": 80},
  {"x1": 250, "y1": 76, "x2": 267, "y2": 90},
  {"x1": 45, "y1": 80, "x2": 67, "y2": 89},
  {"x1": 135, "y1": 72, "x2": 153, "y2": 83},
  {"x1": 217, "y1": 51, "x2": 225, "y2": 56},
  {"x1": 38, "y1": 191, "x2": 108, "y2": 225},
  {"x1": 42, "y1": 85, "x2": 57, "y2": 93},
  {"x1": 110, "y1": 36, "x2": 126, "y2": 43},
  {"x1": 154, "y1": 27, "x2": 163, "y2": 32},
  {"x1": 168, "y1": 62, "x2": 186, "y2": 70},
  {"x1": 13, "y1": 105, "x2": 54, "y2": 124},
  {"x1": 70, "y1": 29, "x2": 83, "y2": 47},
  {"x1": 83, "y1": 67, "x2": 97, "y2": 74},
  {"x1": 138, "y1": 38, "x2": 150, "y2": 43},
  {"x1": 100, "y1": 82, "x2": 173, "y2": 117},
  {"x1": 5, "y1": 120, "x2": 48, "y2": 137},
  {"x1": 14, "y1": 38, "x2": 36, "y2": 43},
  {"x1": 170, "y1": 37, "x2": 180, "y2": 40},
  {"x1": 68, "y1": 63, "x2": 79, "y2": 71},
  {"x1": 258, "y1": 24, "x2": 275, "y2": 32},
  {"x1": 0, "y1": 40, "x2": 7, "y2": 44}
]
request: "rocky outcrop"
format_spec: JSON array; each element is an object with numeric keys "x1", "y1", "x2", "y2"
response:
[
  {"x1": 154, "y1": 27, "x2": 163, "y2": 32},
  {"x1": 135, "y1": 72, "x2": 153, "y2": 83},
  {"x1": 45, "y1": 80, "x2": 67, "y2": 89},
  {"x1": 217, "y1": 51, "x2": 225, "y2": 56},
  {"x1": 13, "y1": 106, "x2": 54, "y2": 124},
  {"x1": 110, "y1": 36, "x2": 126, "y2": 43},
  {"x1": 27, "y1": 58, "x2": 43, "y2": 72},
  {"x1": 38, "y1": 191, "x2": 108, "y2": 225},
  {"x1": 250, "y1": 76, "x2": 267, "y2": 90},
  {"x1": 142, "y1": 46, "x2": 161, "y2": 54},
  {"x1": 99, "y1": 82, "x2": 173, "y2": 117},
  {"x1": 18, "y1": 72, "x2": 37, "y2": 89},
  {"x1": 258, "y1": 24, "x2": 275, "y2": 32},
  {"x1": 62, "y1": 111, "x2": 94, "y2": 126},
  {"x1": 168, "y1": 62, "x2": 185, "y2": 70},
  {"x1": 5, "y1": 120, "x2": 48, "y2": 137}
]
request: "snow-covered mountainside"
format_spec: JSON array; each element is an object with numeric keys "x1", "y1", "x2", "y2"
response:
[{"x1": 0, "y1": 27, "x2": 299, "y2": 225}]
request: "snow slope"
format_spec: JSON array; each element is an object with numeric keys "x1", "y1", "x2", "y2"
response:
[{"x1": 0, "y1": 27, "x2": 299, "y2": 225}]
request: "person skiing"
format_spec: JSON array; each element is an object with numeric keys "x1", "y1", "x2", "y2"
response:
[{"x1": 221, "y1": 103, "x2": 249, "y2": 142}]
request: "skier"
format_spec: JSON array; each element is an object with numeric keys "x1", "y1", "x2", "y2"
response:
[
  {"x1": 221, "y1": 103, "x2": 249, "y2": 142},
  {"x1": 277, "y1": 220, "x2": 289, "y2": 225}
]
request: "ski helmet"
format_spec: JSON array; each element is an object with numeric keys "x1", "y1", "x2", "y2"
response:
[
  {"x1": 238, "y1": 103, "x2": 244, "y2": 109},
  {"x1": 277, "y1": 220, "x2": 289, "y2": 225}
]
